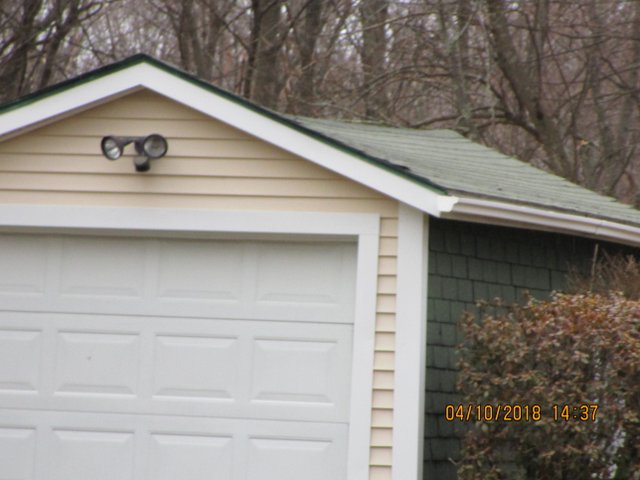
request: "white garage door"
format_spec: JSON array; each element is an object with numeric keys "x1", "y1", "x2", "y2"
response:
[{"x1": 0, "y1": 233, "x2": 357, "y2": 480}]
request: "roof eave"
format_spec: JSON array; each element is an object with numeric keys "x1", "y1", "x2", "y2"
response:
[{"x1": 443, "y1": 196, "x2": 640, "y2": 247}]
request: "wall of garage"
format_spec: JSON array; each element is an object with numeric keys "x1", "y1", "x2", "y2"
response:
[
  {"x1": 424, "y1": 217, "x2": 613, "y2": 480},
  {"x1": 0, "y1": 90, "x2": 398, "y2": 480}
]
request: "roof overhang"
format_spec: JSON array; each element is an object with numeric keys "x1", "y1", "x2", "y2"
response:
[{"x1": 0, "y1": 58, "x2": 454, "y2": 217}]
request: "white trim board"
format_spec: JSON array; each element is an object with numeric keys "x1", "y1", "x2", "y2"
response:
[
  {"x1": 393, "y1": 205, "x2": 429, "y2": 480},
  {"x1": 0, "y1": 204, "x2": 379, "y2": 480},
  {"x1": 0, "y1": 62, "x2": 454, "y2": 218},
  {"x1": 0, "y1": 205, "x2": 379, "y2": 236}
]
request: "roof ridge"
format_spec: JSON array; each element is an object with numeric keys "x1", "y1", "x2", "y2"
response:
[{"x1": 289, "y1": 115, "x2": 456, "y2": 134}]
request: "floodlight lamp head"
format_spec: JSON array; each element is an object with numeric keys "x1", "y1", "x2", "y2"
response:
[
  {"x1": 101, "y1": 136, "x2": 128, "y2": 160},
  {"x1": 100, "y1": 134, "x2": 168, "y2": 172},
  {"x1": 138, "y1": 134, "x2": 168, "y2": 159}
]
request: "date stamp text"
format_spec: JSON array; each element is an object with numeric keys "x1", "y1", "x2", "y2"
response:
[{"x1": 445, "y1": 404, "x2": 598, "y2": 422}]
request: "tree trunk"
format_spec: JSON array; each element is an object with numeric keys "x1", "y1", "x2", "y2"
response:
[
  {"x1": 294, "y1": 0, "x2": 323, "y2": 115},
  {"x1": 438, "y1": 0, "x2": 480, "y2": 140},
  {"x1": 484, "y1": 0, "x2": 574, "y2": 180},
  {"x1": 359, "y1": 0, "x2": 388, "y2": 119},
  {"x1": 246, "y1": 0, "x2": 284, "y2": 109}
]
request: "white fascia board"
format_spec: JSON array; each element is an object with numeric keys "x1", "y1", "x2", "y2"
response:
[
  {"x1": 0, "y1": 205, "x2": 379, "y2": 236},
  {"x1": 0, "y1": 67, "x2": 148, "y2": 138},
  {"x1": 445, "y1": 196, "x2": 640, "y2": 247},
  {"x1": 0, "y1": 61, "x2": 454, "y2": 217},
  {"x1": 393, "y1": 204, "x2": 428, "y2": 480}
]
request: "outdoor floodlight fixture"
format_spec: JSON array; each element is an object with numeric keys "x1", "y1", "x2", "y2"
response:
[{"x1": 100, "y1": 134, "x2": 168, "y2": 172}]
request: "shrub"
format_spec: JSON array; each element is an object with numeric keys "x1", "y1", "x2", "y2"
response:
[
  {"x1": 456, "y1": 292, "x2": 640, "y2": 480},
  {"x1": 567, "y1": 248, "x2": 640, "y2": 300}
]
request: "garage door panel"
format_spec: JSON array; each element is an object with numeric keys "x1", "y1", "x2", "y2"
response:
[
  {"x1": 0, "y1": 296, "x2": 353, "y2": 323},
  {"x1": 49, "y1": 429, "x2": 135, "y2": 480},
  {"x1": 254, "y1": 243, "x2": 354, "y2": 305},
  {"x1": 152, "y1": 334, "x2": 240, "y2": 400},
  {"x1": 0, "y1": 410, "x2": 348, "y2": 480},
  {"x1": 54, "y1": 331, "x2": 140, "y2": 396},
  {"x1": 250, "y1": 338, "x2": 342, "y2": 404},
  {"x1": 0, "y1": 313, "x2": 352, "y2": 423},
  {"x1": 0, "y1": 427, "x2": 36, "y2": 480},
  {"x1": 0, "y1": 330, "x2": 41, "y2": 393},
  {"x1": 0, "y1": 233, "x2": 356, "y2": 478},
  {"x1": 59, "y1": 237, "x2": 146, "y2": 298},
  {"x1": 0, "y1": 235, "x2": 356, "y2": 323},
  {"x1": 0, "y1": 235, "x2": 47, "y2": 296},
  {"x1": 156, "y1": 240, "x2": 243, "y2": 302},
  {"x1": 247, "y1": 437, "x2": 335, "y2": 480},
  {"x1": 148, "y1": 433, "x2": 233, "y2": 480}
]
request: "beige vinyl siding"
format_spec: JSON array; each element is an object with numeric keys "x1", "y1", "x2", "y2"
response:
[
  {"x1": 370, "y1": 213, "x2": 397, "y2": 478},
  {"x1": 0, "y1": 89, "x2": 399, "y2": 480}
]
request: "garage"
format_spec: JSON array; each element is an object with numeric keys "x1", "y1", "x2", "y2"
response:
[{"x1": 0, "y1": 231, "x2": 357, "y2": 479}]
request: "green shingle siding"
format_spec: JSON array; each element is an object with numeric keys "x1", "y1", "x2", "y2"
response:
[
  {"x1": 450, "y1": 255, "x2": 468, "y2": 278},
  {"x1": 424, "y1": 218, "x2": 607, "y2": 480}
]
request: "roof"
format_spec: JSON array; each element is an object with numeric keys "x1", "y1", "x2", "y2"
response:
[
  {"x1": 291, "y1": 117, "x2": 640, "y2": 229},
  {"x1": 1, "y1": 54, "x2": 640, "y2": 246}
]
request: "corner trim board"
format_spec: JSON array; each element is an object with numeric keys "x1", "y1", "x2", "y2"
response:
[{"x1": 392, "y1": 204, "x2": 428, "y2": 480}]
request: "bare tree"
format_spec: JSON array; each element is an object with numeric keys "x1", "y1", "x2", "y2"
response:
[
  {"x1": 0, "y1": 0, "x2": 115, "y2": 102},
  {"x1": 380, "y1": 0, "x2": 640, "y2": 203}
]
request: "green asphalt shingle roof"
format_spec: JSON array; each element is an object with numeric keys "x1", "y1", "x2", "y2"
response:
[{"x1": 291, "y1": 116, "x2": 640, "y2": 228}]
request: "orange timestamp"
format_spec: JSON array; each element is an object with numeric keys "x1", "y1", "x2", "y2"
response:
[
  {"x1": 445, "y1": 404, "x2": 542, "y2": 422},
  {"x1": 552, "y1": 404, "x2": 598, "y2": 421},
  {"x1": 445, "y1": 404, "x2": 599, "y2": 422}
]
